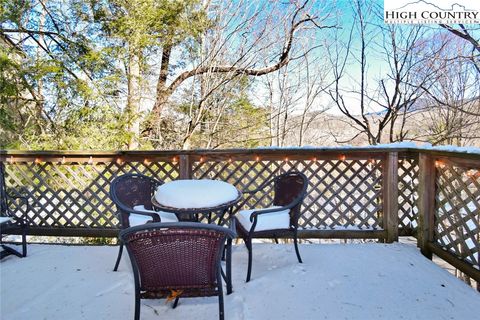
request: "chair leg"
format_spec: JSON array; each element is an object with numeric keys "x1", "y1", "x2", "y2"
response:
[
  {"x1": 293, "y1": 233, "x2": 302, "y2": 264},
  {"x1": 217, "y1": 272, "x2": 225, "y2": 320},
  {"x1": 226, "y1": 238, "x2": 233, "y2": 294},
  {"x1": 246, "y1": 238, "x2": 253, "y2": 282},
  {"x1": 21, "y1": 226, "x2": 27, "y2": 257},
  {"x1": 221, "y1": 245, "x2": 226, "y2": 261},
  {"x1": 134, "y1": 289, "x2": 141, "y2": 320},
  {"x1": 113, "y1": 243, "x2": 123, "y2": 272},
  {"x1": 172, "y1": 297, "x2": 180, "y2": 309}
]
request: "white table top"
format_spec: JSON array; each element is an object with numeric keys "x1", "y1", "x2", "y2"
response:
[{"x1": 154, "y1": 179, "x2": 240, "y2": 209}]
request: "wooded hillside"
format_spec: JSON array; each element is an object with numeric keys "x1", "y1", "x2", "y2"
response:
[{"x1": 1, "y1": 0, "x2": 479, "y2": 150}]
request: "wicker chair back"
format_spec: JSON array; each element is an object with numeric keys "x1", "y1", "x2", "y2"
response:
[
  {"x1": 273, "y1": 172, "x2": 308, "y2": 223},
  {"x1": 122, "y1": 223, "x2": 230, "y2": 296},
  {"x1": 110, "y1": 174, "x2": 163, "y2": 228}
]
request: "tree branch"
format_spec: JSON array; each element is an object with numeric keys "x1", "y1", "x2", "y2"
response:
[
  {"x1": 166, "y1": 7, "x2": 316, "y2": 95},
  {"x1": 439, "y1": 24, "x2": 480, "y2": 53}
]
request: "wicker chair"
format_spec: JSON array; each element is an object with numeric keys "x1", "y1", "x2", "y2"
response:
[
  {"x1": 0, "y1": 162, "x2": 28, "y2": 259},
  {"x1": 109, "y1": 173, "x2": 179, "y2": 271},
  {"x1": 234, "y1": 171, "x2": 308, "y2": 282},
  {"x1": 120, "y1": 222, "x2": 236, "y2": 320}
]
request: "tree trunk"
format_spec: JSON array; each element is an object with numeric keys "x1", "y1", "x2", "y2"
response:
[
  {"x1": 126, "y1": 50, "x2": 141, "y2": 150},
  {"x1": 152, "y1": 44, "x2": 173, "y2": 118},
  {"x1": 299, "y1": 111, "x2": 307, "y2": 146}
]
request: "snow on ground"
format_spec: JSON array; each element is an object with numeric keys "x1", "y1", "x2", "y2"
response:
[{"x1": 1, "y1": 242, "x2": 480, "y2": 320}]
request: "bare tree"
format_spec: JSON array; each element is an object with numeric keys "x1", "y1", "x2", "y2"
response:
[
  {"x1": 297, "y1": 52, "x2": 331, "y2": 146},
  {"x1": 439, "y1": 24, "x2": 480, "y2": 72},
  {"x1": 326, "y1": 1, "x2": 437, "y2": 145},
  {"x1": 266, "y1": 60, "x2": 302, "y2": 147},
  {"x1": 412, "y1": 34, "x2": 480, "y2": 145},
  {"x1": 262, "y1": 36, "x2": 331, "y2": 147},
  {"x1": 147, "y1": 0, "x2": 335, "y2": 147}
]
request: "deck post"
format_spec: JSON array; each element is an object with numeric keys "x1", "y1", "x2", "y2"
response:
[
  {"x1": 383, "y1": 152, "x2": 399, "y2": 243},
  {"x1": 179, "y1": 155, "x2": 192, "y2": 179},
  {"x1": 417, "y1": 153, "x2": 436, "y2": 259}
]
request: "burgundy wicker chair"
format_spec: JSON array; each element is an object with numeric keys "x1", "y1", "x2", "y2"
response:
[
  {"x1": 234, "y1": 171, "x2": 308, "y2": 282},
  {"x1": 120, "y1": 222, "x2": 236, "y2": 320},
  {"x1": 0, "y1": 162, "x2": 28, "y2": 259},
  {"x1": 110, "y1": 173, "x2": 179, "y2": 271}
]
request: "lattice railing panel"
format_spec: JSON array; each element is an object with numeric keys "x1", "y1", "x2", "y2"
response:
[
  {"x1": 398, "y1": 157, "x2": 419, "y2": 233},
  {"x1": 1, "y1": 150, "x2": 438, "y2": 238},
  {"x1": 192, "y1": 158, "x2": 384, "y2": 230},
  {"x1": 4, "y1": 160, "x2": 179, "y2": 230},
  {"x1": 434, "y1": 162, "x2": 480, "y2": 269}
]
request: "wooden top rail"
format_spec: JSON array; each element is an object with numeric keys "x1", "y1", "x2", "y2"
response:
[
  {"x1": 1, "y1": 147, "x2": 479, "y2": 162},
  {"x1": 0, "y1": 148, "x2": 404, "y2": 164},
  {"x1": 1, "y1": 147, "x2": 413, "y2": 156},
  {"x1": 435, "y1": 156, "x2": 480, "y2": 169}
]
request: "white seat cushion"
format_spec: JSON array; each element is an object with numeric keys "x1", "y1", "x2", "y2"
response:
[
  {"x1": 0, "y1": 217, "x2": 13, "y2": 225},
  {"x1": 236, "y1": 206, "x2": 290, "y2": 232},
  {"x1": 128, "y1": 213, "x2": 154, "y2": 227},
  {"x1": 128, "y1": 205, "x2": 179, "y2": 226}
]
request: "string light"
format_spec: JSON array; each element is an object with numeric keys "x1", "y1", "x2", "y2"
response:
[
  {"x1": 255, "y1": 156, "x2": 260, "y2": 162},
  {"x1": 116, "y1": 157, "x2": 124, "y2": 165},
  {"x1": 369, "y1": 158, "x2": 375, "y2": 164},
  {"x1": 88, "y1": 156, "x2": 93, "y2": 165},
  {"x1": 199, "y1": 156, "x2": 204, "y2": 163},
  {"x1": 312, "y1": 157, "x2": 317, "y2": 162},
  {"x1": 143, "y1": 158, "x2": 151, "y2": 165},
  {"x1": 172, "y1": 156, "x2": 178, "y2": 164},
  {"x1": 61, "y1": 156, "x2": 66, "y2": 164},
  {"x1": 339, "y1": 154, "x2": 346, "y2": 161},
  {"x1": 228, "y1": 157, "x2": 232, "y2": 163},
  {"x1": 466, "y1": 169, "x2": 478, "y2": 179},
  {"x1": 34, "y1": 158, "x2": 41, "y2": 164},
  {"x1": 435, "y1": 160, "x2": 444, "y2": 168},
  {"x1": 284, "y1": 157, "x2": 289, "y2": 162}
]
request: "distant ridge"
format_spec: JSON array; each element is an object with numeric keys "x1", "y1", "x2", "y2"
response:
[{"x1": 394, "y1": 0, "x2": 475, "y2": 11}]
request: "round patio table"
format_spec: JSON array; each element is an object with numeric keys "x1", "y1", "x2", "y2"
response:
[
  {"x1": 151, "y1": 179, "x2": 242, "y2": 294},
  {"x1": 152, "y1": 179, "x2": 242, "y2": 223}
]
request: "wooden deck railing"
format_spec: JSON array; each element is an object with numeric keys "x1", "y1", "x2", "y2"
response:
[
  {"x1": 416, "y1": 152, "x2": 480, "y2": 282},
  {"x1": 1, "y1": 147, "x2": 479, "y2": 281}
]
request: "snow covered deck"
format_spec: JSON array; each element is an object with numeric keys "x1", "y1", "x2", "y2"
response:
[{"x1": 2, "y1": 242, "x2": 480, "y2": 320}]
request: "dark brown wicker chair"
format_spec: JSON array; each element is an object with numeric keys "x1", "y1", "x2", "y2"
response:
[
  {"x1": 234, "y1": 171, "x2": 308, "y2": 282},
  {"x1": 120, "y1": 222, "x2": 236, "y2": 320},
  {"x1": 109, "y1": 173, "x2": 179, "y2": 271},
  {"x1": 0, "y1": 162, "x2": 28, "y2": 259}
]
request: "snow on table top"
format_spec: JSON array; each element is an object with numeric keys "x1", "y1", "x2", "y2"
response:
[
  {"x1": 2, "y1": 242, "x2": 480, "y2": 320},
  {"x1": 154, "y1": 179, "x2": 239, "y2": 209}
]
